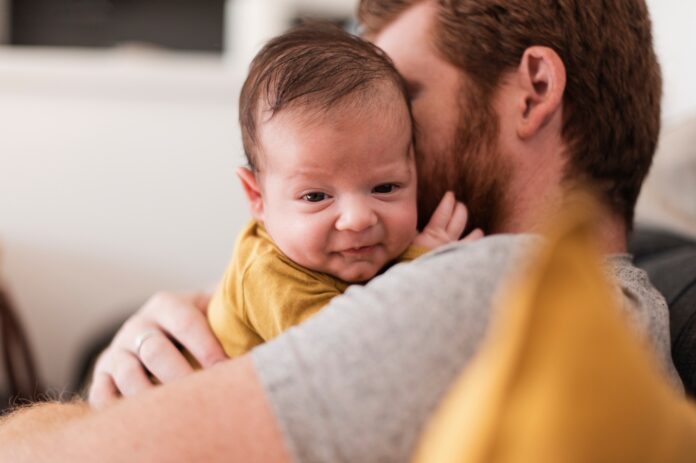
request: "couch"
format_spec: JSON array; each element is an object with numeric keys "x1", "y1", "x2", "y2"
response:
[{"x1": 630, "y1": 227, "x2": 696, "y2": 396}]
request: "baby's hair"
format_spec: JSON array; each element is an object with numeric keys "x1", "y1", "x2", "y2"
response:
[{"x1": 239, "y1": 22, "x2": 411, "y2": 171}]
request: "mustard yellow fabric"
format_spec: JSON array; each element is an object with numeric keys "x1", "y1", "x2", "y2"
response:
[
  {"x1": 413, "y1": 199, "x2": 696, "y2": 463},
  {"x1": 209, "y1": 220, "x2": 428, "y2": 358}
]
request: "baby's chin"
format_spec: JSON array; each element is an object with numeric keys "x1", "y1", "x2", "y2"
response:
[
  {"x1": 330, "y1": 262, "x2": 384, "y2": 284},
  {"x1": 335, "y1": 272, "x2": 377, "y2": 284},
  {"x1": 327, "y1": 246, "x2": 411, "y2": 283}
]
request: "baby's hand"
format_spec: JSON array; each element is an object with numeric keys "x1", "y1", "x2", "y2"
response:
[{"x1": 413, "y1": 191, "x2": 484, "y2": 249}]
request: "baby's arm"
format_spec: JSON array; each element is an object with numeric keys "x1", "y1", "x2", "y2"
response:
[
  {"x1": 243, "y1": 262, "x2": 343, "y2": 342},
  {"x1": 410, "y1": 191, "x2": 483, "y2": 254},
  {"x1": 210, "y1": 255, "x2": 343, "y2": 358}
]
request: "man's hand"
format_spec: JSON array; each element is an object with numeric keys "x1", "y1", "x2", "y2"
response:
[
  {"x1": 88, "y1": 292, "x2": 227, "y2": 408},
  {"x1": 413, "y1": 191, "x2": 483, "y2": 249}
]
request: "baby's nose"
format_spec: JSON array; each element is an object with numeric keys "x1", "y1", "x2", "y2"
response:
[{"x1": 335, "y1": 199, "x2": 378, "y2": 232}]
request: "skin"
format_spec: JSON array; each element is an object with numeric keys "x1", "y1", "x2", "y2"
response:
[
  {"x1": 371, "y1": 1, "x2": 471, "y2": 230},
  {"x1": 239, "y1": 94, "x2": 419, "y2": 283},
  {"x1": 1, "y1": 357, "x2": 289, "y2": 462},
  {"x1": 0, "y1": 0, "x2": 628, "y2": 460}
]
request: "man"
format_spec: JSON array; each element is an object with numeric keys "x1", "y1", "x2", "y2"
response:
[{"x1": 0, "y1": 1, "x2": 679, "y2": 462}]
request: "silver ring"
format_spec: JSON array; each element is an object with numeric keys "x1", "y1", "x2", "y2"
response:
[{"x1": 134, "y1": 330, "x2": 159, "y2": 357}]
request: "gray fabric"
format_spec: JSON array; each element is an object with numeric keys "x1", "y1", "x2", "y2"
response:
[{"x1": 252, "y1": 234, "x2": 682, "y2": 463}]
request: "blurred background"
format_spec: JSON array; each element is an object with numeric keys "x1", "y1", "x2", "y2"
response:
[{"x1": 0, "y1": 0, "x2": 694, "y2": 400}]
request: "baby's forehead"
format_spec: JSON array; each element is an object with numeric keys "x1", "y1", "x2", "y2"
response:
[
  {"x1": 255, "y1": 86, "x2": 413, "y2": 166},
  {"x1": 255, "y1": 104, "x2": 413, "y2": 178}
]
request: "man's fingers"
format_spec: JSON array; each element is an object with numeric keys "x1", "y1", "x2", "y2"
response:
[
  {"x1": 86, "y1": 291, "x2": 226, "y2": 407},
  {"x1": 446, "y1": 201, "x2": 469, "y2": 239},
  {"x1": 88, "y1": 372, "x2": 120, "y2": 409},
  {"x1": 138, "y1": 331, "x2": 196, "y2": 383},
  {"x1": 110, "y1": 350, "x2": 155, "y2": 398},
  {"x1": 145, "y1": 292, "x2": 227, "y2": 368},
  {"x1": 424, "y1": 191, "x2": 456, "y2": 231},
  {"x1": 191, "y1": 292, "x2": 212, "y2": 313}
]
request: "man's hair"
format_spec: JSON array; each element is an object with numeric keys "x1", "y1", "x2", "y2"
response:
[
  {"x1": 239, "y1": 23, "x2": 411, "y2": 171},
  {"x1": 359, "y1": 0, "x2": 662, "y2": 227}
]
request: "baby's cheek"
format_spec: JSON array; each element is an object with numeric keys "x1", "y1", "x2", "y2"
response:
[
  {"x1": 401, "y1": 203, "x2": 419, "y2": 238},
  {"x1": 274, "y1": 221, "x2": 325, "y2": 267},
  {"x1": 389, "y1": 212, "x2": 419, "y2": 255}
]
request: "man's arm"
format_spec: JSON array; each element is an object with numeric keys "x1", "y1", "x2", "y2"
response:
[
  {"x1": 0, "y1": 356, "x2": 290, "y2": 463},
  {"x1": 2, "y1": 235, "x2": 529, "y2": 463},
  {"x1": 0, "y1": 401, "x2": 91, "y2": 441},
  {"x1": 249, "y1": 235, "x2": 537, "y2": 463}
]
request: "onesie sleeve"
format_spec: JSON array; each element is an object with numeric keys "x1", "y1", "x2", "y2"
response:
[
  {"x1": 397, "y1": 244, "x2": 430, "y2": 262},
  {"x1": 208, "y1": 275, "x2": 265, "y2": 359},
  {"x1": 241, "y1": 254, "x2": 343, "y2": 343}
]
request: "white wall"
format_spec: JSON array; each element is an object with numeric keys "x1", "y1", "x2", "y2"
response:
[
  {"x1": 0, "y1": 47, "x2": 249, "y2": 391},
  {"x1": 646, "y1": 0, "x2": 696, "y2": 124},
  {"x1": 0, "y1": 0, "x2": 694, "y2": 392},
  {"x1": 225, "y1": 0, "x2": 357, "y2": 70}
]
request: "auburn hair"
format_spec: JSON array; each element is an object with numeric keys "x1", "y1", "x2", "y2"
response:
[
  {"x1": 239, "y1": 22, "x2": 411, "y2": 171},
  {"x1": 359, "y1": 0, "x2": 662, "y2": 227}
]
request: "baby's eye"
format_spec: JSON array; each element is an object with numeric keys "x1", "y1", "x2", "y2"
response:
[
  {"x1": 302, "y1": 192, "x2": 328, "y2": 203},
  {"x1": 373, "y1": 183, "x2": 398, "y2": 194}
]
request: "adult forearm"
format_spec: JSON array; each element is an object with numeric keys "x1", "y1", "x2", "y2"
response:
[
  {"x1": 0, "y1": 356, "x2": 290, "y2": 463},
  {"x1": 0, "y1": 400, "x2": 91, "y2": 451}
]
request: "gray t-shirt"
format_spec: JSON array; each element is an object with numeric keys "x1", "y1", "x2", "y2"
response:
[{"x1": 252, "y1": 234, "x2": 682, "y2": 463}]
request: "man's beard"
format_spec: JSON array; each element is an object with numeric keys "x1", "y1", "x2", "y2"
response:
[{"x1": 416, "y1": 84, "x2": 510, "y2": 235}]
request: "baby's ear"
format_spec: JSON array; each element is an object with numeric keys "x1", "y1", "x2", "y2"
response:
[{"x1": 236, "y1": 167, "x2": 264, "y2": 221}]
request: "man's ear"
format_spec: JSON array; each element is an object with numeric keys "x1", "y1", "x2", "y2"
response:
[
  {"x1": 515, "y1": 46, "x2": 566, "y2": 140},
  {"x1": 236, "y1": 166, "x2": 264, "y2": 221}
]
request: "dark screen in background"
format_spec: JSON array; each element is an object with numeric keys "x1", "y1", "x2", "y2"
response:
[{"x1": 10, "y1": 0, "x2": 225, "y2": 52}]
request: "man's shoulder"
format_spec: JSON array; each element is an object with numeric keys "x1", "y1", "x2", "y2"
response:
[
  {"x1": 409, "y1": 236, "x2": 665, "y2": 308},
  {"x1": 604, "y1": 254, "x2": 682, "y2": 389},
  {"x1": 603, "y1": 254, "x2": 668, "y2": 319},
  {"x1": 383, "y1": 234, "x2": 540, "y2": 282},
  {"x1": 331, "y1": 234, "x2": 541, "y2": 319},
  {"x1": 418, "y1": 233, "x2": 540, "y2": 262}
]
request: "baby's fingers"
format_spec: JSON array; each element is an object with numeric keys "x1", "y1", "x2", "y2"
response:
[
  {"x1": 446, "y1": 201, "x2": 469, "y2": 239},
  {"x1": 425, "y1": 191, "x2": 456, "y2": 232},
  {"x1": 463, "y1": 228, "x2": 484, "y2": 241}
]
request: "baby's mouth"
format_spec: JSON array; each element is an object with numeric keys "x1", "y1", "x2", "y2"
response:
[{"x1": 339, "y1": 244, "x2": 378, "y2": 257}]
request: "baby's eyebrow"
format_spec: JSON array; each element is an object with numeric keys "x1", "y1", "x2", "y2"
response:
[{"x1": 284, "y1": 169, "x2": 326, "y2": 183}]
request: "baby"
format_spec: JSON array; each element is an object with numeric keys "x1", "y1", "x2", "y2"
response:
[{"x1": 208, "y1": 24, "x2": 479, "y2": 358}]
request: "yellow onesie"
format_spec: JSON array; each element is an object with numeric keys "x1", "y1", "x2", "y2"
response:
[{"x1": 208, "y1": 220, "x2": 427, "y2": 358}]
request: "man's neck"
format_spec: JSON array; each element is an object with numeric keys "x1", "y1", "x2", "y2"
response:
[
  {"x1": 496, "y1": 191, "x2": 628, "y2": 255},
  {"x1": 595, "y1": 213, "x2": 628, "y2": 254}
]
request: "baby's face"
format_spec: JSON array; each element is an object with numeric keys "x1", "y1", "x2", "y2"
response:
[{"x1": 252, "y1": 100, "x2": 417, "y2": 282}]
